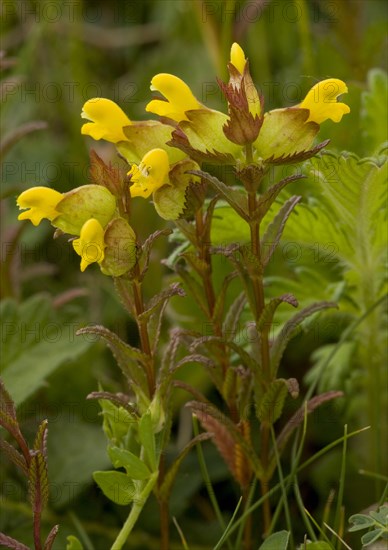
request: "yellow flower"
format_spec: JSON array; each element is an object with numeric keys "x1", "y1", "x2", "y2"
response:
[
  {"x1": 230, "y1": 42, "x2": 246, "y2": 74},
  {"x1": 17, "y1": 187, "x2": 62, "y2": 226},
  {"x1": 146, "y1": 74, "x2": 202, "y2": 122},
  {"x1": 72, "y1": 218, "x2": 106, "y2": 272},
  {"x1": 128, "y1": 148, "x2": 170, "y2": 199},
  {"x1": 299, "y1": 79, "x2": 350, "y2": 124},
  {"x1": 81, "y1": 98, "x2": 131, "y2": 143}
]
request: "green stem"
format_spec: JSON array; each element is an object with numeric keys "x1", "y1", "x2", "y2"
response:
[{"x1": 111, "y1": 473, "x2": 158, "y2": 550}]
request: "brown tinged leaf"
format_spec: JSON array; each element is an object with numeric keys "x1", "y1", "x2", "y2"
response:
[
  {"x1": 268, "y1": 391, "x2": 344, "y2": 477},
  {"x1": 158, "y1": 433, "x2": 212, "y2": 502},
  {"x1": 28, "y1": 450, "x2": 49, "y2": 513},
  {"x1": 0, "y1": 439, "x2": 28, "y2": 475},
  {"x1": 86, "y1": 391, "x2": 137, "y2": 415},
  {"x1": 187, "y1": 401, "x2": 263, "y2": 479},
  {"x1": 43, "y1": 525, "x2": 59, "y2": 550},
  {"x1": 168, "y1": 127, "x2": 235, "y2": 165},
  {"x1": 0, "y1": 533, "x2": 30, "y2": 550},
  {"x1": 218, "y1": 77, "x2": 263, "y2": 145},
  {"x1": 89, "y1": 149, "x2": 124, "y2": 197}
]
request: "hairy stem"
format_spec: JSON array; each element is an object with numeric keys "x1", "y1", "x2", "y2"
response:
[
  {"x1": 131, "y1": 266, "x2": 155, "y2": 396},
  {"x1": 245, "y1": 145, "x2": 272, "y2": 533}
]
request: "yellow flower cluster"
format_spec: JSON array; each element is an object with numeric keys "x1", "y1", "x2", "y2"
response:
[{"x1": 17, "y1": 43, "x2": 350, "y2": 273}]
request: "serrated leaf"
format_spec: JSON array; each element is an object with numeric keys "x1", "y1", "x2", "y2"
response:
[
  {"x1": 361, "y1": 528, "x2": 384, "y2": 546},
  {"x1": 33, "y1": 419, "x2": 48, "y2": 458},
  {"x1": 76, "y1": 325, "x2": 149, "y2": 396},
  {"x1": 66, "y1": 535, "x2": 84, "y2": 550},
  {"x1": 0, "y1": 439, "x2": 28, "y2": 474},
  {"x1": 138, "y1": 411, "x2": 157, "y2": 471},
  {"x1": 348, "y1": 513, "x2": 375, "y2": 531},
  {"x1": 270, "y1": 391, "x2": 343, "y2": 477},
  {"x1": 222, "y1": 292, "x2": 247, "y2": 340},
  {"x1": 138, "y1": 283, "x2": 185, "y2": 322},
  {"x1": 0, "y1": 533, "x2": 30, "y2": 550},
  {"x1": 258, "y1": 530, "x2": 290, "y2": 549},
  {"x1": 256, "y1": 174, "x2": 305, "y2": 221},
  {"x1": 286, "y1": 152, "x2": 387, "y2": 294},
  {"x1": 43, "y1": 525, "x2": 59, "y2": 550},
  {"x1": 261, "y1": 195, "x2": 301, "y2": 267},
  {"x1": 89, "y1": 149, "x2": 122, "y2": 196},
  {"x1": 28, "y1": 450, "x2": 49, "y2": 513},
  {"x1": 159, "y1": 433, "x2": 212, "y2": 502},
  {"x1": 191, "y1": 170, "x2": 249, "y2": 220},
  {"x1": 257, "y1": 379, "x2": 288, "y2": 426},
  {"x1": 188, "y1": 401, "x2": 263, "y2": 478},
  {"x1": 93, "y1": 470, "x2": 136, "y2": 505},
  {"x1": 256, "y1": 294, "x2": 298, "y2": 333},
  {"x1": 108, "y1": 446, "x2": 151, "y2": 480},
  {"x1": 270, "y1": 301, "x2": 337, "y2": 376},
  {"x1": 140, "y1": 228, "x2": 172, "y2": 279},
  {"x1": 0, "y1": 378, "x2": 17, "y2": 420},
  {"x1": 361, "y1": 68, "x2": 388, "y2": 154},
  {"x1": 175, "y1": 264, "x2": 208, "y2": 316}
]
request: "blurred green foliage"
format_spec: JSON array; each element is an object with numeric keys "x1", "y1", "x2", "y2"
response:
[{"x1": 1, "y1": 0, "x2": 387, "y2": 548}]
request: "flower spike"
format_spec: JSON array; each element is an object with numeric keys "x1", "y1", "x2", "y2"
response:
[
  {"x1": 299, "y1": 79, "x2": 350, "y2": 124},
  {"x1": 81, "y1": 98, "x2": 131, "y2": 143},
  {"x1": 17, "y1": 187, "x2": 63, "y2": 226},
  {"x1": 129, "y1": 148, "x2": 170, "y2": 198}
]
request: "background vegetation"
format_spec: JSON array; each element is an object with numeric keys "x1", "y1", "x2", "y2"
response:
[{"x1": 1, "y1": 0, "x2": 387, "y2": 548}]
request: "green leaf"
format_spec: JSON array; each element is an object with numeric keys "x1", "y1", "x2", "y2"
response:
[
  {"x1": 257, "y1": 379, "x2": 288, "y2": 426},
  {"x1": 361, "y1": 528, "x2": 384, "y2": 546},
  {"x1": 98, "y1": 399, "x2": 137, "y2": 446},
  {"x1": 258, "y1": 530, "x2": 290, "y2": 549},
  {"x1": 153, "y1": 159, "x2": 201, "y2": 220},
  {"x1": 270, "y1": 301, "x2": 337, "y2": 377},
  {"x1": 54, "y1": 184, "x2": 116, "y2": 235},
  {"x1": 76, "y1": 325, "x2": 149, "y2": 399},
  {"x1": 211, "y1": 204, "x2": 251, "y2": 245},
  {"x1": 48, "y1": 417, "x2": 110, "y2": 508},
  {"x1": 256, "y1": 174, "x2": 305, "y2": 221},
  {"x1": 108, "y1": 446, "x2": 151, "y2": 480},
  {"x1": 286, "y1": 152, "x2": 387, "y2": 293},
  {"x1": 66, "y1": 535, "x2": 84, "y2": 550},
  {"x1": 0, "y1": 295, "x2": 90, "y2": 406},
  {"x1": 256, "y1": 294, "x2": 298, "y2": 333},
  {"x1": 138, "y1": 411, "x2": 157, "y2": 471},
  {"x1": 159, "y1": 433, "x2": 212, "y2": 502},
  {"x1": 348, "y1": 513, "x2": 375, "y2": 531},
  {"x1": 361, "y1": 68, "x2": 388, "y2": 154},
  {"x1": 261, "y1": 195, "x2": 301, "y2": 267},
  {"x1": 192, "y1": 170, "x2": 249, "y2": 220},
  {"x1": 304, "y1": 543, "x2": 333, "y2": 549},
  {"x1": 93, "y1": 470, "x2": 136, "y2": 505},
  {"x1": 99, "y1": 217, "x2": 137, "y2": 277},
  {"x1": 138, "y1": 283, "x2": 185, "y2": 322}
]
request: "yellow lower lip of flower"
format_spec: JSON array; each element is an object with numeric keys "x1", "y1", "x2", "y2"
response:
[
  {"x1": 299, "y1": 78, "x2": 350, "y2": 124},
  {"x1": 81, "y1": 98, "x2": 131, "y2": 143},
  {"x1": 146, "y1": 73, "x2": 202, "y2": 122},
  {"x1": 72, "y1": 218, "x2": 106, "y2": 272},
  {"x1": 129, "y1": 148, "x2": 170, "y2": 199},
  {"x1": 17, "y1": 187, "x2": 63, "y2": 226}
]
